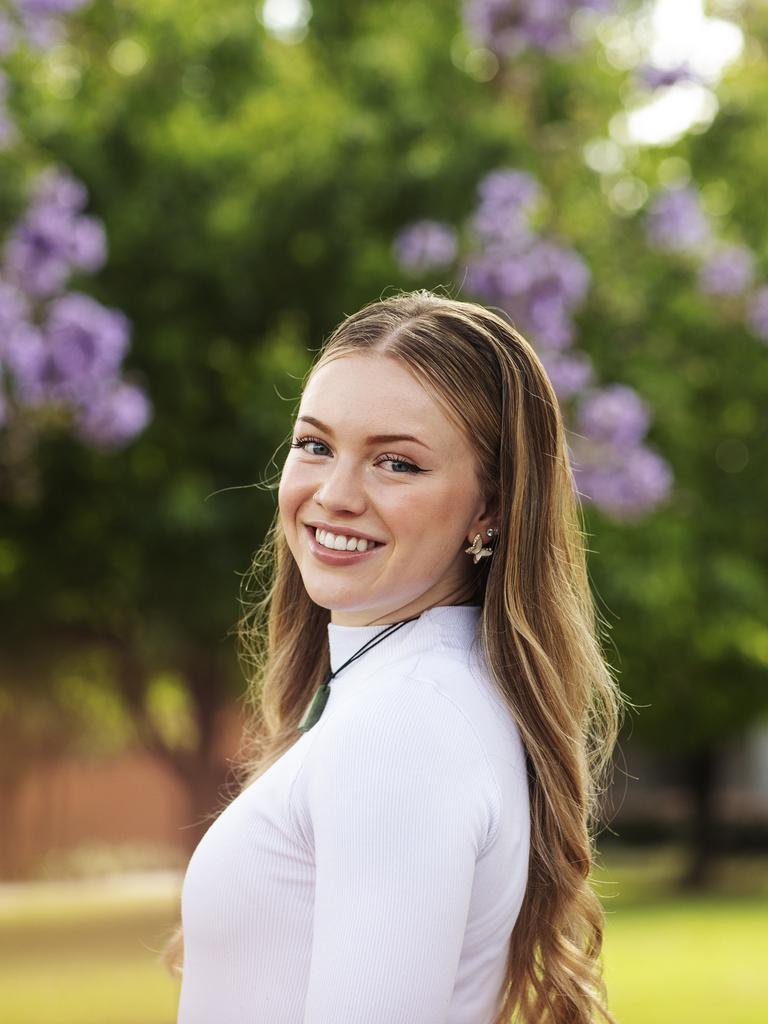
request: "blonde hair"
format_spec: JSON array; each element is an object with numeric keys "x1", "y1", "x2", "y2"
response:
[{"x1": 162, "y1": 288, "x2": 626, "y2": 1023}]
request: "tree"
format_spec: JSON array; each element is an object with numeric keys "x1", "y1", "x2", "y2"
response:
[{"x1": 1, "y1": 0, "x2": 766, "y2": 885}]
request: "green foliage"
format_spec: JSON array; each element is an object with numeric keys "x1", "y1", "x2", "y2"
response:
[
  {"x1": 1, "y1": 0, "x2": 767, "y2": 760},
  {"x1": 53, "y1": 663, "x2": 136, "y2": 756},
  {"x1": 144, "y1": 672, "x2": 197, "y2": 753}
]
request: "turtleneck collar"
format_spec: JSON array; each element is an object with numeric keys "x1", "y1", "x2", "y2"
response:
[{"x1": 326, "y1": 604, "x2": 482, "y2": 682}]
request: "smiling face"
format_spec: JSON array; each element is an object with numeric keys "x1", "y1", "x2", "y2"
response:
[{"x1": 278, "y1": 352, "x2": 497, "y2": 626}]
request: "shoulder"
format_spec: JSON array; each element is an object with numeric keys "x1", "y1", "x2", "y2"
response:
[
  {"x1": 291, "y1": 660, "x2": 502, "y2": 853},
  {"x1": 318, "y1": 655, "x2": 490, "y2": 770}
]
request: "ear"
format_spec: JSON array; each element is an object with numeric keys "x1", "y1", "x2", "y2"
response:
[{"x1": 468, "y1": 490, "x2": 499, "y2": 541}]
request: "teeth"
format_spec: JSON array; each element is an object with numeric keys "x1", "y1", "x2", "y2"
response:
[{"x1": 314, "y1": 527, "x2": 375, "y2": 553}]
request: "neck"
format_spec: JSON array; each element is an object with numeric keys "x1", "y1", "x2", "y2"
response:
[
  {"x1": 325, "y1": 603, "x2": 482, "y2": 677},
  {"x1": 329, "y1": 581, "x2": 480, "y2": 628}
]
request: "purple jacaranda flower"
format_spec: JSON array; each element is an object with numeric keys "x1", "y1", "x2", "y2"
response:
[
  {"x1": 69, "y1": 216, "x2": 107, "y2": 273},
  {"x1": 4, "y1": 204, "x2": 77, "y2": 296},
  {"x1": 524, "y1": 0, "x2": 612, "y2": 52},
  {"x1": 44, "y1": 291, "x2": 130, "y2": 397},
  {"x1": 462, "y1": 253, "x2": 499, "y2": 299},
  {"x1": 0, "y1": 13, "x2": 19, "y2": 58},
  {"x1": 11, "y1": 0, "x2": 89, "y2": 52},
  {"x1": 74, "y1": 380, "x2": 152, "y2": 448},
  {"x1": 11, "y1": 12, "x2": 63, "y2": 50},
  {"x1": 527, "y1": 294, "x2": 573, "y2": 349},
  {"x1": 745, "y1": 285, "x2": 768, "y2": 342},
  {"x1": 577, "y1": 384, "x2": 651, "y2": 448},
  {"x1": 465, "y1": 237, "x2": 590, "y2": 349},
  {"x1": 477, "y1": 168, "x2": 540, "y2": 211},
  {"x1": 463, "y1": 0, "x2": 530, "y2": 59},
  {"x1": 696, "y1": 243, "x2": 755, "y2": 296},
  {"x1": 541, "y1": 311, "x2": 574, "y2": 349},
  {"x1": 572, "y1": 445, "x2": 673, "y2": 519},
  {"x1": 2, "y1": 320, "x2": 51, "y2": 406},
  {"x1": 493, "y1": 251, "x2": 535, "y2": 294},
  {"x1": 636, "y1": 62, "x2": 699, "y2": 90},
  {"x1": 463, "y1": 0, "x2": 612, "y2": 59},
  {"x1": 0, "y1": 278, "x2": 30, "y2": 356},
  {"x1": 480, "y1": 237, "x2": 590, "y2": 310},
  {"x1": 393, "y1": 220, "x2": 458, "y2": 273},
  {"x1": 5, "y1": 293, "x2": 131, "y2": 407},
  {"x1": 510, "y1": 239, "x2": 590, "y2": 348},
  {"x1": 471, "y1": 168, "x2": 540, "y2": 249},
  {"x1": 13, "y1": 0, "x2": 89, "y2": 14},
  {"x1": 538, "y1": 349, "x2": 594, "y2": 399},
  {"x1": 32, "y1": 165, "x2": 88, "y2": 213},
  {"x1": 3, "y1": 170, "x2": 107, "y2": 296},
  {"x1": 466, "y1": 249, "x2": 536, "y2": 300},
  {"x1": 522, "y1": 269, "x2": 575, "y2": 349},
  {"x1": 646, "y1": 185, "x2": 712, "y2": 254},
  {"x1": 526, "y1": 239, "x2": 591, "y2": 307}
]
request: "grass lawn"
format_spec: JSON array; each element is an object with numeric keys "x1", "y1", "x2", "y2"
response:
[
  {"x1": 0, "y1": 846, "x2": 766, "y2": 1023},
  {"x1": 593, "y1": 845, "x2": 768, "y2": 1023},
  {"x1": 0, "y1": 872, "x2": 181, "y2": 1024}
]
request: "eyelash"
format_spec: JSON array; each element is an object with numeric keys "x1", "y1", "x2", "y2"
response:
[{"x1": 290, "y1": 435, "x2": 424, "y2": 474}]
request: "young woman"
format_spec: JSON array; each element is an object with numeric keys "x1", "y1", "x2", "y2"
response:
[{"x1": 168, "y1": 289, "x2": 625, "y2": 1024}]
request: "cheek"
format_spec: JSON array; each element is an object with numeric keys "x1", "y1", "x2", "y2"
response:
[
  {"x1": 387, "y1": 486, "x2": 454, "y2": 542},
  {"x1": 381, "y1": 490, "x2": 430, "y2": 536},
  {"x1": 406, "y1": 483, "x2": 472, "y2": 551},
  {"x1": 277, "y1": 465, "x2": 303, "y2": 525}
]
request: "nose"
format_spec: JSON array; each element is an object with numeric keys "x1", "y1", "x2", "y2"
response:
[{"x1": 312, "y1": 458, "x2": 367, "y2": 515}]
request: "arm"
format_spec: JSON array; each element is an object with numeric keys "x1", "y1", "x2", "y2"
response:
[{"x1": 298, "y1": 680, "x2": 500, "y2": 1024}]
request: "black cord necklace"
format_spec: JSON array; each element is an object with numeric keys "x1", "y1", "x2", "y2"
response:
[{"x1": 297, "y1": 613, "x2": 422, "y2": 733}]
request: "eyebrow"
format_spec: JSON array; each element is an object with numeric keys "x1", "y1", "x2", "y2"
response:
[{"x1": 295, "y1": 415, "x2": 433, "y2": 452}]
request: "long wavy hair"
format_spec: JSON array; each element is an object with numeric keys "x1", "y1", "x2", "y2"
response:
[{"x1": 162, "y1": 288, "x2": 626, "y2": 1024}]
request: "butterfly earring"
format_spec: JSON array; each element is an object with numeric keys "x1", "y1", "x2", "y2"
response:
[{"x1": 465, "y1": 528, "x2": 497, "y2": 564}]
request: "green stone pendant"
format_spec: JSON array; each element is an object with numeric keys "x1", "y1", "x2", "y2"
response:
[{"x1": 297, "y1": 680, "x2": 331, "y2": 732}]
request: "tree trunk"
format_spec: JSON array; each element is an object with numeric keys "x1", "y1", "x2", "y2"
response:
[
  {"x1": 680, "y1": 744, "x2": 719, "y2": 890},
  {"x1": 179, "y1": 760, "x2": 233, "y2": 853},
  {"x1": 0, "y1": 778, "x2": 24, "y2": 878}
]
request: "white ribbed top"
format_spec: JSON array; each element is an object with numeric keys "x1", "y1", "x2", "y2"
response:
[{"x1": 177, "y1": 604, "x2": 531, "y2": 1024}]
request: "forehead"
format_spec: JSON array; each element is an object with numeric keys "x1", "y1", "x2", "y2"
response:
[{"x1": 299, "y1": 353, "x2": 461, "y2": 438}]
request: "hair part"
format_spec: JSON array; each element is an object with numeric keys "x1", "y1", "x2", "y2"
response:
[{"x1": 162, "y1": 288, "x2": 626, "y2": 1024}]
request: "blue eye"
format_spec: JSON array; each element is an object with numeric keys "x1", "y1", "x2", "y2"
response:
[
  {"x1": 291, "y1": 436, "x2": 330, "y2": 457},
  {"x1": 374, "y1": 453, "x2": 423, "y2": 474},
  {"x1": 290, "y1": 436, "x2": 424, "y2": 474}
]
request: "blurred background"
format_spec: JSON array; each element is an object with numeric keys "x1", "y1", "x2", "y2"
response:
[{"x1": 1, "y1": 0, "x2": 767, "y2": 1021}]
